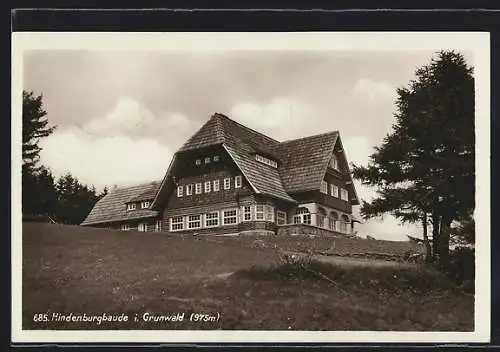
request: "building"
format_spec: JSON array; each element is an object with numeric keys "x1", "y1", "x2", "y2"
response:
[{"x1": 81, "y1": 113, "x2": 360, "y2": 236}]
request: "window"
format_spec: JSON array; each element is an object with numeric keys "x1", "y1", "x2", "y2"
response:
[
  {"x1": 195, "y1": 159, "x2": 201, "y2": 166},
  {"x1": 213, "y1": 179, "x2": 220, "y2": 192},
  {"x1": 155, "y1": 220, "x2": 162, "y2": 232},
  {"x1": 235, "y1": 175, "x2": 242, "y2": 188},
  {"x1": 141, "y1": 201, "x2": 150, "y2": 209},
  {"x1": 223, "y1": 209, "x2": 238, "y2": 225},
  {"x1": 213, "y1": 155, "x2": 220, "y2": 162},
  {"x1": 188, "y1": 215, "x2": 202, "y2": 229},
  {"x1": 320, "y1": 180, "x2": 328, "y2": 194},
  {"x1": 127, "y1": 203, "x2": 136, "y2": 211},
  {"x1": 121, "y1": 224, "x2": 130, "y2": 231},
  {"x1": 277, "y1": 211, "x2": 287, "y2": 225},
  {"x1": 242, "y1": 206, "x2": 252, "y2": 221},
  {"x1": 224, "y1": 177, "x2": 231, "y2": 190},
  {"x1": 330, "y1": 184, "x2": 339, "y2": 197},
  {"x1": 255, "y1": 154, "x2": 278, "y2": 168},
  {"x1": 186, "y1": 184, "x2": 193, "y2": 196},
  {"x1": 170, "y1": 216, "x2": 184, "y2": 231},
  {"x1": 293, "y1": 208, "x2": 311, "y2": 225},
  {"x1": 177, "y1": 186, "x2": 183, "y2": 197},
  {"x1": 138, "y1": 223, "x2": 148, "y2": 232},
  {"x1": 204, "y1": 181, "x2": 211, "y2": 193},
  {"x1": 265, "y1": 205, "x2": 274, "y2": 222},
  {"x1": 340, "y1": 188, "x2": 349, "y2": 201},
  {"x1": 205, "y1": 212, "x2": 219, "y2": 227},
  {"x1": 255, "y1": 204, "x2": 264, "y2": 220},
  {"x1": 204, "y1": 157, "x2": 211, "y2": 164},
  {"x1": 329, "y1": 155, "x2": 339, "y2": 170},
  {"x1": 195, "y1": 183, "x2": 202, "y2": 194}
]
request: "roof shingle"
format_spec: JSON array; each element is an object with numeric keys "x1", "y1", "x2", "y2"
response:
[
  {"x1": 272, "y1": 132, "x2": 338, "y2": 193},
  {"x1": 81, "y1": 181, "x2": 161, "y2": 226}
]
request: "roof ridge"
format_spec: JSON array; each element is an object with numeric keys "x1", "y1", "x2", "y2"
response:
[
  {"x1": 279, "y1": 130, "x2": 339, "y2": 144},
  {"x1": 213, "y1": 112, "x2": 280, "y2": 144},
  {"x1": 110, "y1": 180, "x2": 161, "y2": 192}
]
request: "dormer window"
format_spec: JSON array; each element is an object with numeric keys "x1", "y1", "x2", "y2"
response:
[
  {"x1": 329, "y1": 155, "x2": 339, "y2": 171},
  {"x1": 204, "y1": 157, "x2": 211, "y2": 164},
  {"x1": 195, "y1": 159, "x2": 201, "y2": 166},
  {"x1": 213, "y1": 155, "x2": 220, "y2": 162},
  {"x1": 255, "y1": 154, "x2": 278, "y2": 168},
  {"x1": 141, "y1": 201, "x2": 150, "y2": 209},
  {"x1": 127, "y1": 203, "x2": 136, "y2": 211}
]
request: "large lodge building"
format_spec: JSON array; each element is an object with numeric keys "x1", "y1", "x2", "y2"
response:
[{"x1": 81, "y1": 113, "x2": 361, "y2": 236}]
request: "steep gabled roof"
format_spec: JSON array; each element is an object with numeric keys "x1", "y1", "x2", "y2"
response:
[
  {"x1": 178, "y1": 114, "x2": 226, "y2": 152},
  {"x1": 151, "y1": 113, "x2": 360, "y2": 209},
  {"x1": 81, "y1": 181, "x2": 160, "y2": 226},
  {"x1": 152, "y1": 113, "x2": 294, "y2": 206},
  {"x1": 128, "y1": 181, "x2": 161, "y2": 202},
  {"x1": 272, "y1": 132, "x2": 338, "y2": 193}
]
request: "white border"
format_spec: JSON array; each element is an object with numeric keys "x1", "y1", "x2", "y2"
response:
[{"x1": 12, "y1": 32, "x2": 490, "y2": 343}]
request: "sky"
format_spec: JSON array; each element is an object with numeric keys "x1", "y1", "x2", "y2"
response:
[{"x1": 22, "y1": 48, "x2": 474, "y2": 241}]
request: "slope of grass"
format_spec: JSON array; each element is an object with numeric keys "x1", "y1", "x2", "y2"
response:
[{"x1": 21, "y1": 223, "x2": 473, "y2": 331}]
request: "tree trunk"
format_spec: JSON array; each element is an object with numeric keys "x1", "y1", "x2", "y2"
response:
[
  {"x1": 431, "y1": 212, "x2": 440, "y2": 263},
  {"x1": 439, "y1": 216, "x2": 452, "y2": 268},
  {"x1": 422, "y1": 213, "x2": 432, "y2": 262}
]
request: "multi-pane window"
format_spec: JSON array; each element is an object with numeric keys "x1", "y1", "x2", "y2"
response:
[
  {"x1": 293, "y1": 208, "x2": 311, "y2": 225},
  {"x1": 255, "y1": 154, "x2": 278, "y2": 168},
  {"x1": 213, "y1": 155, "x2": 220, "y2": 162},
  {"x1": 195, "y1": 159, "x2": 201, "y2": 166},
  {"x1": 186, "y1": 184, "x2": 193, "y2": 196},
  {"x1": 277, "y1": 211, "x2": 287, "y2": 225},
  {"x1": 235, "y1": 175, "x2": 242, "y2": 188},
  {"x1": 255, "y1": 204, "x2": 265, "y2": 220},
  {"x1": 223, "y1": 209, "x2": 238, "y2": 225},
  {"x1": 177, "y1": 186, "x2": 183, "y2": 197},
  {"x1": 242, "y1": 206, "x2": 252, "y2": 221},
  {"x1": 205, "y1": 212, "x2": 219, "y2": 227},
  {"x1": 340, "y1": 188, "x2": 349, "y2": 201},
  {"x1": 138, "y1": 223, "x2": 148, "y2": 232},
  {"x1": 330, "y1": 184, "x2": 339, "y2": 197},
  {"x1": 155, "y1": 220, "x2": 162, "y2": 232},
  {"x1": 204, "y1": 181, "x2": 211, "y2": 193},
  {"x1": 224, "y1": 178, "x2": 231, "y2": 190},
  {"x1": 170, "y1": 216, "x2": 184, "y2": 231},
  {"x1": 127, "y1": 203, "x2": 136, "y2": 211},
  {"x1": 265, "y1": 205, "x2": 274, "y2": 222},
  {"x1": 320, "y1": 180, "x2": 328, "y2": 194},
  {"x1": 195, "y1": 183, "x2": 202, "y2": 194},
  {"x1": 141, "y1": 201, "x2": 150, "y2": 209},
  {"x1": 188, "y1": 215, "x2": 202, "y2": 229},
  {"x1": 121, "y1": 224, "x2": 130, "y2": 231},
  {"x1": 204, "y1": 157, "x2": 211, "y2": 164},
  {"x1": 213, "y1": 179, "x2": 220, "y2": 192}
]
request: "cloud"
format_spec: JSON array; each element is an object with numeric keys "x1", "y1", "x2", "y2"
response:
[
  {"x1": 83, "y1": 97, "x2": 156, "y2": 136},
  {"x1": 80, "y1": 97, "x2": 200, "y2": 150},
  {"x1": 230, "y1": 97, "x2": 329, "y2": 141},
  {"x1": 39, "y1": 127, "x2": 172, "y2": 190},
  {"x1": 351, "y1": 78, "x2": 396, "y2": 103}
]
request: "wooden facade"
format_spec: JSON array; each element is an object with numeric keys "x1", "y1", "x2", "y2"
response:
[{"x1": 81, "y1": 113, "x2": 360, "y2": 236}]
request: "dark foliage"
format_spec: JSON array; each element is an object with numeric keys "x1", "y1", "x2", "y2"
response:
[
  {"x1": 22, "y1": 90, "x2": 107, "y2": 224},
  {"x1": 351, "y1": 51, "x2": 475, "y2": 267}
]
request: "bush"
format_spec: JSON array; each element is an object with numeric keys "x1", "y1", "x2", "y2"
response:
[{"x1": 446, "y1": 246, "x2": 475, "y2": 287}]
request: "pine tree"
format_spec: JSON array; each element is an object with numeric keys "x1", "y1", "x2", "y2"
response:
[
  {"x1": 22, "y1": 91, "x2": 56, "y2": 172},
  {"x1": 352, "y1": 50, "x2": 475, "y2": 267}
]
